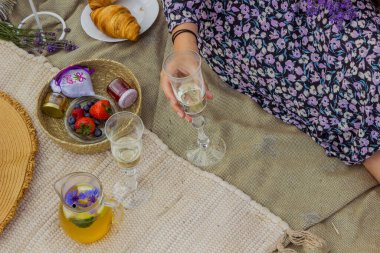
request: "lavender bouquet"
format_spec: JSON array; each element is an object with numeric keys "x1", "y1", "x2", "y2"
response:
[
  {"x1": 0, "y1": 21, "x2": 78, "y2": 55},
  {"x1": 305, "y1": 0, "x2": 358, "y2": 28}
]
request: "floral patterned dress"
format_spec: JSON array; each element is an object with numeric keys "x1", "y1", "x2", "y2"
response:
[{"x1": 163, "y1": 0, "x2": 380, "y2": 165}]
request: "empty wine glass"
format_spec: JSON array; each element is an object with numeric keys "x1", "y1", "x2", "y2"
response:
[
  {"x1": 105, "y1": 111, "x2": 151, "y2": 209},
  {"x1": 163, "y1": 50, "x2": 226, "y2": 167}
]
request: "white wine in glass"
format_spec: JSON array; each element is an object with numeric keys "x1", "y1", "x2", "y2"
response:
[
  {"x1": 105, "y1": 112, "x2": 151, "y2": 209},
  {"x1": 111, "y1": 136, "x2": 142, "y2": 168},
  {"x1": 176, "y1": 83, "x2": 207, "y2": 115}
]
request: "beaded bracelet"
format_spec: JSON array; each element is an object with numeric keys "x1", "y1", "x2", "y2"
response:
[{"x1": 171, "y1": 29, "x2": 198, "y2": 44}]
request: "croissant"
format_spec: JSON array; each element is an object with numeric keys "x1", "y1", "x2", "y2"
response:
[
  {"x1": 88, "y1": 0, "x2": 116, "y2": 10},
  {"x1": 90, "y1": 5, "x2": 140, "y2": 41}
]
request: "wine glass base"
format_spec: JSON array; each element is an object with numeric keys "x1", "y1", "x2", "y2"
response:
[
  {"x1": 186, "y1": 136, "x2": 226, "y2": 167},
  {"x1": 112, "y1": 180, "x2": 152, "y2": 209}
]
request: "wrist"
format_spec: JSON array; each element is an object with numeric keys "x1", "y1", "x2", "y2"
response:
[
  {"x1": 173, "y1": 33, "x2": 199, "y2": 52},
  {"x1": 172, "y1": 23, "x2": 199, "y2": 53}
]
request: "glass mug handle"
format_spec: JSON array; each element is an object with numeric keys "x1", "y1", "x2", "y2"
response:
[{"x1": 104, "y1": 196, "x2": 123, "y2": 224}]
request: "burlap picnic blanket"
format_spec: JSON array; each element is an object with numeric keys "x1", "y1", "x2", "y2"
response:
[
  {"x1": 0, "y1": 40, "x2": 315, "y2": 253},
  {"x1": 8, "y1": 1, "x2": 380, "y2": 252}
]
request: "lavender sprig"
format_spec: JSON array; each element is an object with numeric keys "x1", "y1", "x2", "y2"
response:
[
  {"x1": 0, "y1": 21, "x2": 78, "y2": 55},
  {"x1": 305, "y1": 0, "x2": 357, "y2": 29}
]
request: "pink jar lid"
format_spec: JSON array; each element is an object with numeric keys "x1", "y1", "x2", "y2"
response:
[{"x1": 118, "y1": 89, "x2": 138, "y2": 108}]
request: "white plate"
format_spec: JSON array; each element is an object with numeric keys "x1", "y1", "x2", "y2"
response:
[{"x1": 80, "y1": 0, "x2": 159, "y2": 42}]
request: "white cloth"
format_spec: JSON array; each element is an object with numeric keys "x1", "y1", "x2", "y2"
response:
[{"x1": 0, "y1": 41, "x2": 289, "y2": 253}]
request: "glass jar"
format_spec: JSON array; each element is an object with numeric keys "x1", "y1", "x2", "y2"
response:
[
  {"x1": 107, "y1": 78, "x2": 137, "y2": 109},
  {"x1": 41, "y1": 92, "x2": 68, "y2": 118}
]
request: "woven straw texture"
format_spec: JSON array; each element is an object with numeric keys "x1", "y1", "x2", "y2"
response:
[
  {"x1": 36, "y1": 59, "x2": 142, "y2": 154},
  {"x1": 0, "y1": 40, "x2": 290, "y2": 252},
  {"x1": 8, "y1": 1, "x2": 380, "y2": 251},
  {"x1": 0, "y1": 92, "x2": 37, "y2": 234}
]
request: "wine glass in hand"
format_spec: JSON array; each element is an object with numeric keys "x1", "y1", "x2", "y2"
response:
[{"x1": 163, "y1": 50, "x2": 226, "y2": 167}]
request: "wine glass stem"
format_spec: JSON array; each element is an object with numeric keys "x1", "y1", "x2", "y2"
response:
[
  {"x1": 121, "y1": 168, "x2": 138, "y2": 192},
  {"x1": 191, "y1": 115, "x2": 210, "y2": 149}
]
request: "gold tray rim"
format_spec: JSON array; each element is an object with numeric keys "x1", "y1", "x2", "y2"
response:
[
  {"x1": 36, "y1": 59, "x2": 142, "y2": 153},
  {"x1": 0, "y1": 91, "x2": 38, "y2": 234}
]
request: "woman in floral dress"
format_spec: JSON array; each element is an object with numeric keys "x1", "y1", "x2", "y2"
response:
[{"x1": 160, "y1": 0, "x2": 380, "y2": 181}]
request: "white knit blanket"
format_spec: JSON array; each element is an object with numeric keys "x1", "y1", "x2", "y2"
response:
[{"x1": 0, "y1": 41, "x2": 289, "y2": 253}]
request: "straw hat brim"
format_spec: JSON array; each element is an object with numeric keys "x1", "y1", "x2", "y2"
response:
[{"x1": 0, "y1": 92, "x2": 37, "y2": 234}]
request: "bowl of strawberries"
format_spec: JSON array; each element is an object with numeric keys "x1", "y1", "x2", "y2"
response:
[{"x1": 65, "y1": 96, "x2": 117, "y2": 143}]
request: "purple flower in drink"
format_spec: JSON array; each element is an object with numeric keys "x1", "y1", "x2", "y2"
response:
[
  {"x1": 65, "y1": 190, "x2": 79, "y2": 207},
  {"x1": 86, "y1": 188, "x2": 100, "y2": 204}
]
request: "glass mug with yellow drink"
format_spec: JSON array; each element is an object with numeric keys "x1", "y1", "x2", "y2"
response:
[{"x1": 54, "y1": 172, "x2": 122, "y2": 243}]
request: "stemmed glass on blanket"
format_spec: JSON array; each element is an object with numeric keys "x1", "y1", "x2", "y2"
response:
[
  {"x1": 105, "y1": 111, "x2": 151, "y2": 209},
  {"x1": 163, "y1": 50, "x2": 226, "y2": 167}
]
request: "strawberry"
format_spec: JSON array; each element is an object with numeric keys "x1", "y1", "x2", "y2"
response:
[
  {"x1": 89, "y1": 100, "x2": 112, "y2": 120},
  {"x1": 71, "y1": 108, "x2": 84, "y2": 120},
  {"x1": 74, "y1": 117, "x2": 95, "y2": 136}
]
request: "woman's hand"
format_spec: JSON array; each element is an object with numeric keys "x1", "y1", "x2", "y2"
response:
[{"x1": 160, "y1": 23, "x2": 213, "y2": 122}]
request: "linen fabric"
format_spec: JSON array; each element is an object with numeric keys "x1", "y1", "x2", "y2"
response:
[
  {"x1": 0, "y1": 40, "x2": 288, "y2": 253},
  {"x1": 8, "y1": 1, "x2": 380, "y2": 251}
]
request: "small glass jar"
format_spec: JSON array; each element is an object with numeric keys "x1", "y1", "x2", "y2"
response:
[
  {"x1": 41, "y1": 92, "x2": 68, "y2": 118},
  {"x1": 106, "y1": 78, "x2": 137, "y2": 109}
]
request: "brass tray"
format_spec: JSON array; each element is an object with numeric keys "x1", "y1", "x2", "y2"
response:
[{"x1": 36, "y1": 59, "x2": 142, "y2": 154}]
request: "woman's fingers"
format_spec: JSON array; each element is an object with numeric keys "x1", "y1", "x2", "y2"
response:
[
  {"x1": 205, "y1": 89, "x2": 213, "y2": 100},
  {"x1": 160, "y1": 70, "x2": 186, "y2": 117},
  {"x1": 160, "y1": 70, "x2": 210, "y2": 123},
  {"x1": 160, "y1": 70, "x2": 176, "y2": 102}
]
